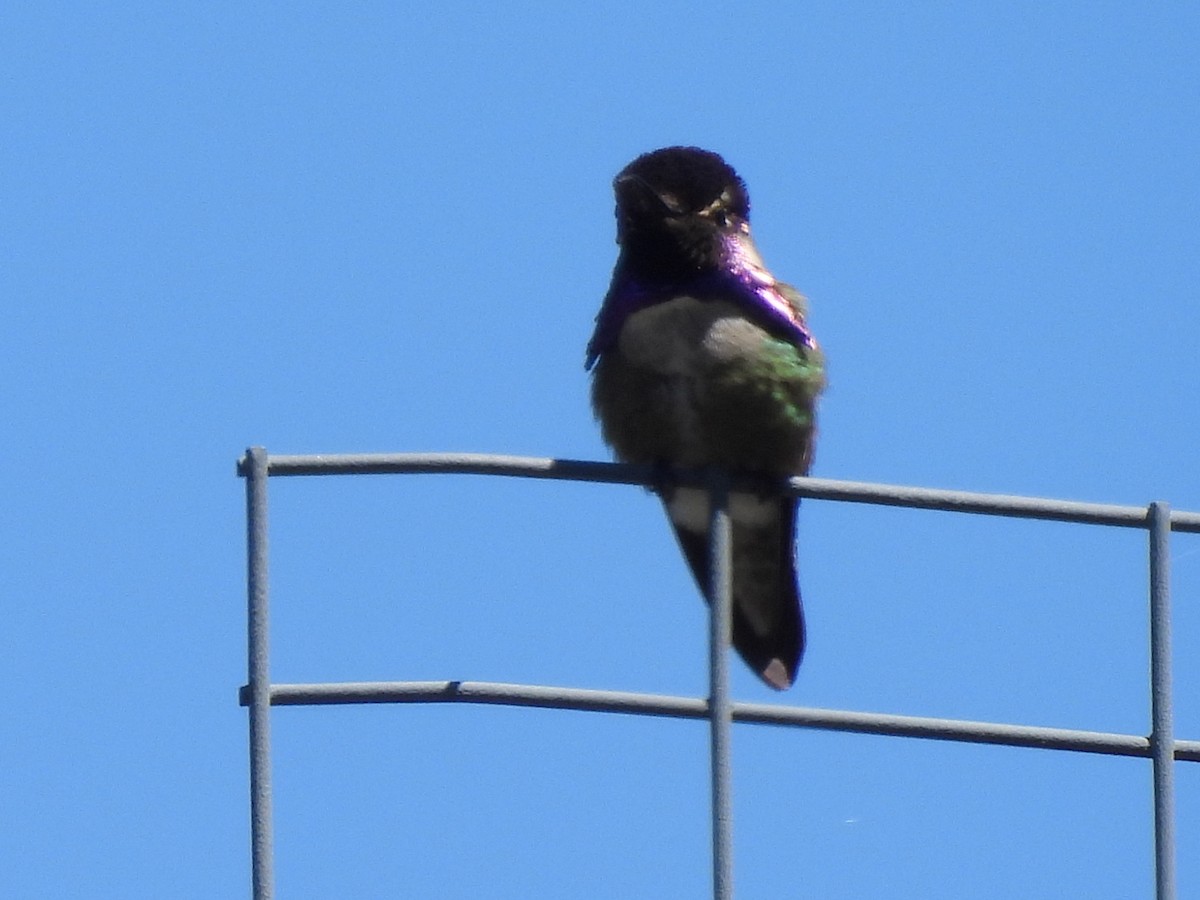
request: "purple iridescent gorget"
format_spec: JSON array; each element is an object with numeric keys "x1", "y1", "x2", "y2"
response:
[{"x1": 584, "y1": 231, "x2": 815, "y2": 370}]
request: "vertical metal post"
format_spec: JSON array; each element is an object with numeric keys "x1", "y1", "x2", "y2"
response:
[
  {"x1": 246, "y1": 447, "x2": 275, "y2": 900},
  {"x1": 708, "y1": 469, "x2": 734, "y2": 900},
  {"x1": 1148, "y1": 501, "x2": 1174, "y2": 900}
]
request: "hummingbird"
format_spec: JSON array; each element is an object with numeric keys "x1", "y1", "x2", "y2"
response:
[{"x1": 585, "y1": 147, "x2": 825, "y2": 690}]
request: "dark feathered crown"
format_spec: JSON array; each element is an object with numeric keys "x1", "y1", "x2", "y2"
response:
[{"x1": 616, "y1": 147, "x2": 749, "y2": 218}]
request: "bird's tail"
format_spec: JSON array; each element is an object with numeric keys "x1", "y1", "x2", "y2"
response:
[{"x1": 668, "y1": 495, "x2": 804, "y2": 690}]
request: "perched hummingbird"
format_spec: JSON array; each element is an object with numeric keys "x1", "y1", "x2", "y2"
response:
[{"x1": 585, "y1": 147, "x2": 825, "y2": 690}]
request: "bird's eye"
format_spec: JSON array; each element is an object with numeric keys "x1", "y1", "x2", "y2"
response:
[{"x1": 713, "y1": 209, "x2": 731, "y2": 228}]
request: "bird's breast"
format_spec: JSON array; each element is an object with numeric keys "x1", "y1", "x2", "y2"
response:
[
  {"x1": 616, "y1": 296, "x2": 764, "y2": 376},
  {"x1": 591, "y1": 293, "x2": 820, "y2": 473}
]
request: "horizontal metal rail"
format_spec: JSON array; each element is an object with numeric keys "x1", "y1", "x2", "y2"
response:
[
  {"x1": 236, "y1": 452, "x2": 1200, "y2": 533},
  {"x1": 238, "y1": 680, "x2": 1200, "y2": 762}
]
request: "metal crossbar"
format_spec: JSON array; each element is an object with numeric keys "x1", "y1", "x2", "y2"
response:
[{"x1": 238, "y1": 449, "x2": 1198, "y2": 899}]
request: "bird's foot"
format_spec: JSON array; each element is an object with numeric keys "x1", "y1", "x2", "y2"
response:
[
  {"x1": 647, "y1": 460, "x2": 677, "y2": 501},
  {"x1": 750, "y1": 472, "x2": 792, "y2": 502}
]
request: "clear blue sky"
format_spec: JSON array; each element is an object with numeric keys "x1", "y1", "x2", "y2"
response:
[{"x1": 3, "y1": 4, "x2": 1198, "y2": 898}]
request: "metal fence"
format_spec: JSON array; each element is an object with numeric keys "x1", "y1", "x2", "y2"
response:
[{"x1": 237, "y1": 448, "x2": 1200, "y2": 899}]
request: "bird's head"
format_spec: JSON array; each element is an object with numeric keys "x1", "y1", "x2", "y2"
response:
[{"x1": 613, "y1": 146, "x2": 753, "y2": 278}]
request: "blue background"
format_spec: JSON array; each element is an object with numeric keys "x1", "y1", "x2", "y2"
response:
[{"x1": 4, "y1": 4, "x2": 1198, "y2": 897}]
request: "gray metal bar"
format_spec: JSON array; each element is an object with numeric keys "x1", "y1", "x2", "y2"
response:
[
  {"x1": 242, "y1": 680, "x2": 1200, "y2": 762},
  {"x1": 235, "y1": 452, "x2": 1200, "y2": 534},
  {"x1": 1149, "y1": 502, "x2": 1175, "y2": 900},
  {"x1": 708, "y1": 471, "x2": 734, "y2": 900},
  {"x1": 244, "y1": 447, "x2": 274, "y2": 900}
]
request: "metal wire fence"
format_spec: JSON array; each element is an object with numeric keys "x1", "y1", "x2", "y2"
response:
[{"x1": 237, "y1": 448, "x2": 1200, "y2": 900}]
